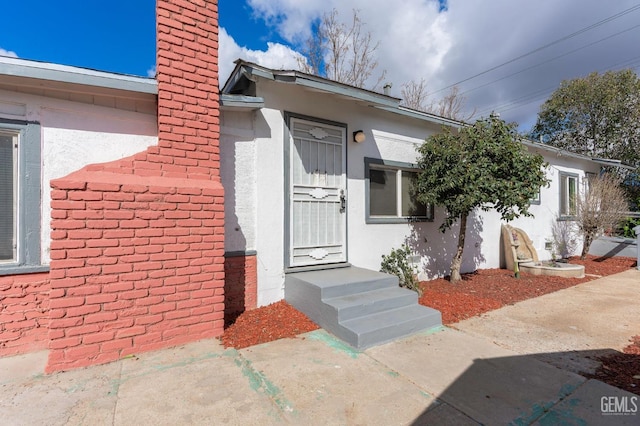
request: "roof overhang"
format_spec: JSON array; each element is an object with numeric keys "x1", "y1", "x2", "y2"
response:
[
  {"x1": 220, "y1": 94, "x2": 264, "y2": 111},
  {"x1": 222, "y1": 59, "x2": 465, "y2": 129},
  {"x1": 223, "y1": 60, "x2": 399, "y2": 106},
  {"x1": 377, "y1": 105, "x2": 464, "y2": 128},
  {"x1": 520, "y1": 139, "x2": 636, "y2": 169},
  {"x1": 0, "y1": 56, "x2": 157, "y2": 97}
]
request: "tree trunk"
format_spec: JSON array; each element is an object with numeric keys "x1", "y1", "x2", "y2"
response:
[
  {"x1": 450, "y1": 212, "x2": 468, "y2": 283},
  {"x1": 581, "y1": 231, "x2": 594, "y2": 260}
]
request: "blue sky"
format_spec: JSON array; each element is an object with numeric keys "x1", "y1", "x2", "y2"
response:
[
  {"x1": 0, "y1": 1, "x2": 277, "y2": 77},
  {"x1": 1, "y1": 1, "x2": 156, "y2": 76},
  {"x1": 1, "y1": 0, "x2": 639, "y2": 131}
]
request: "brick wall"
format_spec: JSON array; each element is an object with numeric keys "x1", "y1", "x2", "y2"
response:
[
  {"x1": 224, "y1": 253, "x2": 257, "y2": 325},
  {"x1": 47, "y1": 174, "x2": 223, "y2": 371},
  {"x1": 157, "y1": 0, "x2": 221, "y2": 180},
  {"x1": 45, "y1": 0, "x2": 223, "y2": 372},
  {"x1": 0, "y1": 273, "x2": 50, "y2": 356}
]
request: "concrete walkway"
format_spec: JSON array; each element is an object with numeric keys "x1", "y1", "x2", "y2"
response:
[{"x1": 1, "y1": 269, "x2": 639, "y2": 425}]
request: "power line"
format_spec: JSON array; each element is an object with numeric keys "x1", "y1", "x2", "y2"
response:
[
  {"x1": 475, "y1": 86, "x2": 556, "y2": 117},
  {"x1": 460, "y1": 23, "x2": 640, "y2": 97},
  {"x1": 432, "y1": 3, "x2": 640, "y2": 94},
  {"x1": 477, "y1": 55, "x2": 640, "y2": 119}
]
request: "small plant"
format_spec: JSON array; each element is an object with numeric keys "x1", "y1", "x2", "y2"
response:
[
  {"x1": 551, "y1": 216, "x2": 578, "y2": 259},
  {"x1": 619, "y1": 217, "x2": 640, "y2": 238},
  {"x1": 380, "y1": 245, "x2": 421, "y2": 295}
]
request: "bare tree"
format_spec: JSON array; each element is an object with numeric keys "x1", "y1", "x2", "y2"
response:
[
  {"x1": 551, "y1": 216, "x2": 578, "y2": 259},
  {"x1": 576, "y1": 173, "x2": 628, "y2": 259},
  {"x1": 298, "y1": 19, "x2": 325, "y2": 77},
  {"x1": 297, "y1": 9, "x2": 386, "y2": 90},
  {"x1": 400, "y1": 78, "x2": 431, "y2": 111},
  {"x1": 400, "y1": 81, "x2": 475, "y2": 121},
  {"x1": 433, "y1": 86, "x2": 475, "y2": 121}
]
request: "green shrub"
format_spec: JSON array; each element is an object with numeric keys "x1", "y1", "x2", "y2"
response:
[
  {"x1": 619, "y1": 217, "x2": 640, "y2": 238},
  {"x1": 380, "y1": 245, "x2": 421, "y2": 295}
]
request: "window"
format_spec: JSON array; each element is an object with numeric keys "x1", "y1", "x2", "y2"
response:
[
  {"x1": 366, "y1": 158, "x2": 433, "y2": 223},
  {"x1": 559, "y1": 172, "x2": 578, "y2": 219},
  {"x1": 0, "y1": 120, "x2": 43, "y2": 274},
  {"x1": 529, "y1": 189, "x2": 541, "y2": 205},
  {"x1": 0, "y1": 131, "x2": 17, "y2": 262},
  {"x1": 584, "y1": 172, "x2": 597, "y2": 192}
]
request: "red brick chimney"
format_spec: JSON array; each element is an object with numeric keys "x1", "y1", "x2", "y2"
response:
[
  {"x1": 156, "y1": 0, "x2": 221, "y2": 180},
  {"x1": 46, "y1": 0, "x2": 224, "y2": 372}
]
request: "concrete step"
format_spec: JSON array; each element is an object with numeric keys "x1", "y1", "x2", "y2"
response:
[
  {"x1": 285, "y1": 266, "x2": 443, "y2": 350},
  {"x1": 340, "y1": 304, "x2": 442, "y2": 349},
  {"x1": 324, "y1": 287, "x2": 418, "y2": 321},
  {"x1": 286, "y1": 266, "x2": 397, "y2": 299}
]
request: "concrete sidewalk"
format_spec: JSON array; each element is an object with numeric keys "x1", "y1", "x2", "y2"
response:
[{"x1": 1, "y1": 269, "x2": 639, "y2": 425}]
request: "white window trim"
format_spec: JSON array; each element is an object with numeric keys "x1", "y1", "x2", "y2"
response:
[{"x1": 559, "y1": 172, "x2": 579, "y2": 220}]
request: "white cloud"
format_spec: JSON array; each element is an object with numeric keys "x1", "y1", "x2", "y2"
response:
[
  {"x1": 218, "y1": 27, "x2": 304, "y2": 86},
  {"x1": 0, "y1": 47, "x2": 18, "y2": 58},
  {"x1": 146, "y1": 65, "x2": 156, "y2": 78},
  {"x1": 237, "y1": 0, "x2": 640, "y2": 130}
]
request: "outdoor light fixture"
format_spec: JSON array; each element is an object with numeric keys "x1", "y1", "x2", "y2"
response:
[{"x1": 353, "y1": 130, "x2": 366, "y2": 143}]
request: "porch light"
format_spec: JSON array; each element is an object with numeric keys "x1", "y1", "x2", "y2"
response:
[{"x1": 353, "y1": 130, "x2": 366, "y2": 143}]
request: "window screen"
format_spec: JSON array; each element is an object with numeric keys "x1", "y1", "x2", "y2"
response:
[
  {"x1": 367, "y1": 160, "x2": 432, "y2": 222},
  {"x1": 0, "y1": 132, "x2": 16, "y2": 261},
  {"x1": 369, "y1": 168, "x2": 397, "y2": 216},
  {"x1": 401, "y1": 171, "x2": 427, "y2": 217}
]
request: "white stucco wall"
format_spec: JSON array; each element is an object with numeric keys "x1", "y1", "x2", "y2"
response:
[
  {"x1": 0, "y1": 89, "x2": 157, "y2": 264},
  {"x1": 221, "y1": 78, "x2": 601, "y2": 306},
  {"x1": 220, "y1": 110, "x2": 257, "y2": 253}
]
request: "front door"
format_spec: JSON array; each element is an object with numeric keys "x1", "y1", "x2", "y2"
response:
[{"x1": 288, "y1": 117, "x2": 347, "y2": 267}]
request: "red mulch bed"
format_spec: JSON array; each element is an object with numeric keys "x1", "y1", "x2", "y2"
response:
[
  {"x1": 418, "y1": 255, "x2": 636, "y2": 325},
  {"x1": 588, "y1": 336, "x2": 640, "y2": 396},
  {"x1": 220, "y1": 255, "x2": 637, "y2": 392},
  {"x1": 221, "y1": 300, "x2": 319, "y2": 349}
]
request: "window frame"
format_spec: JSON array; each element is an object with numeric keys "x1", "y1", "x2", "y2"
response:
[
  {"x1": 558, "y1": 172, "x2": 579, "y2": 220},
  {"x1": 0, "y1": 119, "x2": 45, "y2": 275},
  {"x1": 529, "y1": 188, "x2": 541, "y2": 205},
  {"x1": 365, "y1": 157, "x2": 433, "y2": 224}
]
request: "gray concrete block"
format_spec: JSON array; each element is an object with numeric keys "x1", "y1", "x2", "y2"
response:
[{"x1": 285, "y1": 266, "x2": 443, "y2": 349}]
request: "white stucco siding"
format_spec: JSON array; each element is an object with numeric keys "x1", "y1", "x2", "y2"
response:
[
  {"x1": 250, "y1": 80, "x2": 450, "y2": 302},
  {"x1": 460, "y1": 151, "x2": 598, "y2": 274},
  {"x1": 0, "y1": 90, "x2": 157, "y2": 265},
  {"x1": 253, "y1": 107, "x2": 287, "y2": 306},
  {"x1": 229, "y1": 78, "x2": 603, "y2": 305},
  {"x1": 221, "y1": 110, "x2": 257, "y2": 254},
  {"x1": 348, "y1": 145, "x2": 599, "y2": 278},
  {"x1": 346, "y1": 119, "x2": 446, "y2": 280}
]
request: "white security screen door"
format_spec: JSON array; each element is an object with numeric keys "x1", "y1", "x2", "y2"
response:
[{"x1": 289, "y1": 118, "x2": 347, "y2": 267}]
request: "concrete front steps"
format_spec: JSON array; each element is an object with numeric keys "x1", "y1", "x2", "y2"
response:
[{"x1": 284, "y1": 266, "x2": 442, "y2": 349}]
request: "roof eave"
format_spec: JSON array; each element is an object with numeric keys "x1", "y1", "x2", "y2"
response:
[
  {"x1": 285, "y1": 74, "x2": 399, "y2": 108},
  {"x1": 223, "y1": 60, "x2": 401, "y2": 108},
  {"x1": 377, "y1": 105, "x2": 465, "y2": 128},
  {"x1": 220, "y1": 94, "x2": 265, "y2": 110},
  {"x1": 591, "y1": 158, "x2": 637, "y2": 170},
  {"x1": 521, "y1": 139, "x2": 635, "y2": 169},
  {"x1": 0, "y1": 56, "x2": 157, "y2": 95}
]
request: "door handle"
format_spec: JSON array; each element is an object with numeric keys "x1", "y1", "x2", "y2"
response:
[{"x1": 340, "y1": 190, "x2": 346, "y2": 213}]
